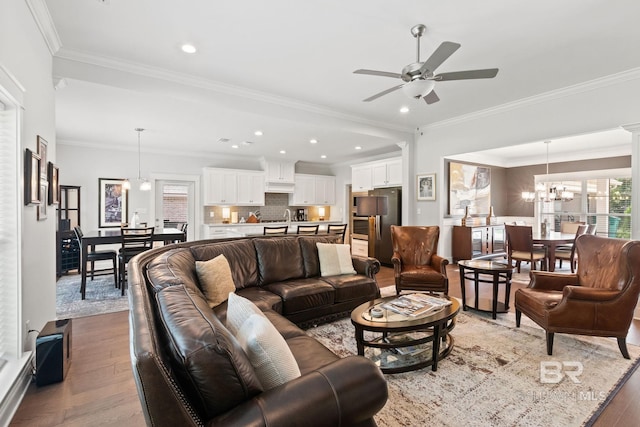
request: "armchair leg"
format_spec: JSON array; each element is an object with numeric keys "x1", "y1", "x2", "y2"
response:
[
  {"x1": 617, "y1": 337, "x2": 631, "y2": 359},
  {"x1": 515, "y1": 310, "x2": 521, "y2": 327},
  {"x1": 546, "y1": 332, "x2": 554, "y2": 355}
]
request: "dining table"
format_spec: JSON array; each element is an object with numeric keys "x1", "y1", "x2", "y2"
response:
[
  {"x1": 532, "y1": 231, "x2": 576, "y2": 272},
  {"x1": 80, "y1": 227, "x2": 186, "y2": 293}
]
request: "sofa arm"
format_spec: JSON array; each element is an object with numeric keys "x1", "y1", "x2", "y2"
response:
[
  {"x1": 529, "y1": 271, "x2": 579, "y2": 291},
  {"x1": 352, "y1": 255, "x2": 381, "y2": 278},
  {"x1": 211, "y1": 356, "x2": 388, "y2": 426},
  {"x1": 563, "y1": 286, "x2": 620, "y2": 302}
]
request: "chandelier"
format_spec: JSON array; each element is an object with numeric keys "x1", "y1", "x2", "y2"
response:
[{"x1": 521, "y1": 141, "x2": 572, "y2": 202}]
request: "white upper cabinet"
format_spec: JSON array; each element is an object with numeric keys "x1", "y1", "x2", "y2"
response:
[
  {"x1": 352, "y1": 165, "x2": 373, "y2": 192},
  {"x1": 261, "y1": 158, "x2": 296, "y2": 192},
  {"x1": 371, "y1": 158, "x2": 402, "y2": 187},
  {"x1": 290, "y1": 174, "x2": 336, "y2": 206},
  {"x1": 202, "y1": 168, "x2": 238, "y2": 205},
  {"x1": 353, "y1": 157, "x2": 402, "y2": 190},
  {"x1": 237, "y1": 171, "x2": 265, "y2": 206}
]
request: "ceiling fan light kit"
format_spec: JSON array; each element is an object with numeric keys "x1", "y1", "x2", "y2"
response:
[{"x1": 354, "y1": 24, "x2": 499, "y2": 105}]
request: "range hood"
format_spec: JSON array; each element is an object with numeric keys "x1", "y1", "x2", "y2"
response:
[{"x1": 264, "y1": 182, "x2": 295, "y2": 193}]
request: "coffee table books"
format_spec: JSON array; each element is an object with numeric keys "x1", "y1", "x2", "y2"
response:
[{"x1": 380, "y1": 293, "x2": 452, "y2": 317}]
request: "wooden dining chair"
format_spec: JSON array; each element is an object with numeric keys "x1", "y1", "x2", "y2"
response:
[
  {"x1": 560, "y1": 221, "x2": 585, "y2": 234},
  {"x1": 73, "y1": 227, "x2": 118, "y2": 300},
  {"x1": 505, "y1": 225, "x2": 547, "y2": 273},
  {"x1": 119, "y1": 226, "x2": 154, "y2": 294},
  {"x1": 263, "y1": 225, "x2": 288, "y2": 235},
  {"x1": 556, "y1": 224, "x2": 588, "y2": 272},
  {"x1": 327, "y1": 223, "x2": 348, "y2": 243},
  {"x1": 296, "y1": 224, "x2": 319, "y2": 234}
]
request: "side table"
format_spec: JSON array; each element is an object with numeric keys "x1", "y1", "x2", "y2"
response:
[{"x1": 458, "y1": 260, "x2": 514, "y2": 319}]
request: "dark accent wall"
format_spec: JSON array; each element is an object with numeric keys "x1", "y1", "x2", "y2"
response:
[{"x1": 446, "y1": 156, "x2": 631, "y2": 218}]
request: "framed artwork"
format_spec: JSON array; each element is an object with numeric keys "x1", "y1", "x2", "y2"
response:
[
  {"x1": 24, "y1": 148, "x2": 41, "y2": 205},
  {"x1": 37, "y1": 135, "x2": 48, "y2": 179},
  {"x1": 448, "y1": 162, "x2": 491, "y2": 215},
  {"x1": 417, "y1": 173, "x2": 436, "y2": 201},
  {"x1": 37, "y1": 181, "x2": 48, "y2": 220},
  {"x1": 47, "y1": 162, "x2": 59, "y2": 205},
  {"x1": 99, "y1": 178, "x2": 128, "y2": 228}
]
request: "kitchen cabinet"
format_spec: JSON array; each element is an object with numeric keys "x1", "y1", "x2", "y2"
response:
[
  {"x1": 452, "y1": 225, "x2": 506, "y2": 263},
  {"x1": 262, "y1": 158, "x2": 295, "y2": 181},
  {"x1": 352, "y1": 165, "x2": 373, "y2": 192},
  {"x1": 202, "y1": 168, "x2": 238, "y2": 205},
  {"x1": 290, "y1": 174, "x2": 336, "y2": 205},
  {"x1": 371, "y1": 158, "x2": 402, "y2": 187},
  {"x1": 237, "y1": 171, "x2": 265, "y2": 206}
]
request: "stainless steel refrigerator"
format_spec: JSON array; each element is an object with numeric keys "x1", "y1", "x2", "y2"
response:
[{"x1": 369, "y1": 187, "x2": 402, "y2": 266}]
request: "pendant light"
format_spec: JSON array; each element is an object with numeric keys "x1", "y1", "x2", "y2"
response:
[{"x1": 135, "y1": 128, "x2": 151, "y2": 191}]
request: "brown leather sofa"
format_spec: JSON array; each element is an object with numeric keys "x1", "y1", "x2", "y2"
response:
[
  {"x1": 515, "y1": 234, "x2": 640, "y2": 358},
  {"x1": 128, "y1": 234, "x2": 388, "y2": 426},
  {"x1": 390, "y1": 225, "x2": 449, "y2": 295}
]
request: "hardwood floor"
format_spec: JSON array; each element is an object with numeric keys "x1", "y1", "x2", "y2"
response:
[{"x1": 10, "y1": 265, "x2": 640, "y2": 426}]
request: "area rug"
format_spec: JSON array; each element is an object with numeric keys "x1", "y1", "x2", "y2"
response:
[
  {"x1": 306, "y1": 304, "x2": 640, "y2": 427},
  {"x1": 56, "y1": 274, "x2": 129, "y2": 319}
]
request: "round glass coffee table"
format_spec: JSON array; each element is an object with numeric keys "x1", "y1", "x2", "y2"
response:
[{"x1": 350, "y1": 295, "x2": 459, "y2": 373}]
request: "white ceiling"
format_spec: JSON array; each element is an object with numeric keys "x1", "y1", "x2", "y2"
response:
[{"x1": 44, "y1": 0, "x2": 640, "y2": 165}]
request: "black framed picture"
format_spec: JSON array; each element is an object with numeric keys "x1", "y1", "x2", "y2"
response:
[
  {"x1": 48, "y1": 162, "x2": 59, "y2": 205},
  {"x1": 98, "y1": 178, "x2": 128, "y2": 227},
  {"x1": 24, "y1": 148, "x2": 41, "y2": 205}
]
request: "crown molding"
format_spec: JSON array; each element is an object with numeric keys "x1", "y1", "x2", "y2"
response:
[
  {"x1": 25, "y1": 0, "x2": 62, "y2": 55},
  {"x1": 423, "y1": 67, "x2": 640, "y2": 132},
  {"x1": 54, "y1": 47, "x2": 412, "y2": 135}
]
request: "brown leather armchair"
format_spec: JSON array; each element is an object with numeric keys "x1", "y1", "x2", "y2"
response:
[
  {"x1": 390, "y1": 225, "x2": 449, "y2": 295},
  {"x1": 515, "y1": 234, "x2": 640, "y2": 358}
]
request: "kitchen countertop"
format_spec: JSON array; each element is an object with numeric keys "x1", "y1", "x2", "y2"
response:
[{"x1": 204, "y1": 220, "x2": 341, "y2": 227}]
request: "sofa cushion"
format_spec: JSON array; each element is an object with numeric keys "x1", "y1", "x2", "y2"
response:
[
  {"x1": 299, "y1": 235, "x2": 341, "y2": 278},
  {"x1": 190, "y1": 239, "x2": 259, "y2": 289},
  {"x1": 146, "y1": 248, "x2": 201, "y2": 294},
  {"x1": 265, "y1": 278, "x2": 335, "y2": 315},
  {"x1": 254, "y1": 238, "x2": 304, "y2": 285},
  {"x1": 320, "y1": 274, "x2": 379, "y2": 303},
  {"x1": 195, "y1": 254, "x2": 236, "y2": 308},
  {"x1": 316, "y1": 243, "x2": 356, "y2": 276},
  {"x1": 155, "y1": 285, "x2": 263, "y2": 420},
  {"x1": 226, "y1": 292, "x2": 266, "y2": 336},
  {"x1": 236, "y1": 314, "x2": 301, "y2": 390}
]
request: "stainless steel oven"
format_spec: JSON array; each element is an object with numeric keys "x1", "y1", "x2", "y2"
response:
[{"x1": 352, "y1": 216, "x2": 370, "y2": 239}]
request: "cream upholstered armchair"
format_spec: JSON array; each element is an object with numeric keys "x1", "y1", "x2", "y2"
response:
[
  {"x1": 390, "y1": 225, "x2": 449, "y2": 295},
  {"x1": 515, "y1": 234, "x2": 640, "y2": 358}
]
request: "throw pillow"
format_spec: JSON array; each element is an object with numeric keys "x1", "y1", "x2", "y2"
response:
[
  {"x1": 235, "y1": 313, "x2": 301, "y2": 390},
  {"x1": 195, "y1": 254, "x2": 236, "y2": 308},
  {"x1": 226, "y1": 292, "x2": 266, "y2": 336},
  {"x1": 316, "y1": 242, "x2": 356, "y2": 276}
]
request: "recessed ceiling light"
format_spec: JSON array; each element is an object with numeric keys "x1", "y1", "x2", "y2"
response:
[
  {"x1": 321, "y1": 155, "x2": 327, "y2": 159},
  {"x1": 310, "y1": 139, "x2": 318, "y2": 144},
  {"x1": 400, "y1": 106, "x2": 410, "y2": 113},
  {"x1": 231, "y1": 144, "x2": 239, "y2": 149},
  {"x1": 355, "y1": 146, "x2": 362, "y2": 150},
  {"x1": 254, "y1": 130, "x2": 263, "y2": 136},
  {"x1": 181, "y1": 44, "x2": 197, "y2": 54},
  {"x1": 279, "y1": 150, "x2": 286, "y2": 154}
]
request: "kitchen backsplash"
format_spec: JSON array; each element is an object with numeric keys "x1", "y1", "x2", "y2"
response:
[{"x1": 204, "y1": 193, "x2": 330, "y2": 224}]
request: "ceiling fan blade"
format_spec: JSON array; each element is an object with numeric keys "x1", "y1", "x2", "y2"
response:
[
  {"x1": 353, "y1": 69, "x2": 402, "y2": 79},
  {"x1": 423, "y1": 90, "x2": 440, "y2": 105},
  {"x1": 418, "y1": 41, "x2": 461, "y2": 75},
  {"x1": 434, "y1": 68, "x2": 499, "y2": 81},
  {"x1": 362, "y1": 84, "x2": 404, "y2": 102}
]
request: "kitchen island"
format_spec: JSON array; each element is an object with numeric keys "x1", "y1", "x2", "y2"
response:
[{"x1": 202, "y1": 220, "x2": 342, "y2": 239}]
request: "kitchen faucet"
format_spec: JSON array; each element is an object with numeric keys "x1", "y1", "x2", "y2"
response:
[{"x1": 284, "y1": 209, "x2": 291, "y2": 224}]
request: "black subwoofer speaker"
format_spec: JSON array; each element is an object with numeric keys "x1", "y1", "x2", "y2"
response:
[{"x1": 36, "y1": 319, "x2": 72, "y2": 386}]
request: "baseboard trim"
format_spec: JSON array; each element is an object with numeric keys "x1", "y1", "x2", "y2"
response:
[{"x1": 0, "y1": 351, "x2": 33, "y2": 427}]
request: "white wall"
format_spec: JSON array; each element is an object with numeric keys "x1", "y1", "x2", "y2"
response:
[
  {"x1": 1, "y1": 0, "x2": 57, "y2": 350},
  {"x1": 413, "y1": 71, "x2": 640, "y2": 260}
]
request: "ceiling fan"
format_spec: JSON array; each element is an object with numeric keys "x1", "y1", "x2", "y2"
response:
[{"x1": 354, "y1": 24, "x2": 499, "y2": 104}]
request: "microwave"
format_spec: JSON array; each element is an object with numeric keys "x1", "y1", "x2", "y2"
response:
[{"x1": 352, "y1": 216, "x2": 370, "y2": 239}]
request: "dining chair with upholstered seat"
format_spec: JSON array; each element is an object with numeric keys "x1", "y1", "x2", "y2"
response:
[
  {"x1": 390, "y1": 225, "x2": 449, "y2": 295},
  {"x1": 327, "y1": 223, "x2": 348, "y2": 243},
  {"x1": 119, "y1": 226, "x2": 154, "y2": 294},
  {"x1": 505, "y1": 225, "x2": 547, "y2": 273},
  {"x1": 263, "y1": 225, "x2": 288, "y2": 235},
  {"x1": 560, "y1": 221, "x2": 585, "y2": 234},
  {"x1": 73, "y1": 227, "x2": 118, "y2": 300},
  {"x1": 516, "y1": 234, "x2": 640, "y2": 358},
  {"x1": 555, "y1": 224, "x2": 588, "y2": 272},
  {"x1": 296, "y1": 224, "x2": 319, "y2": 234}
]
